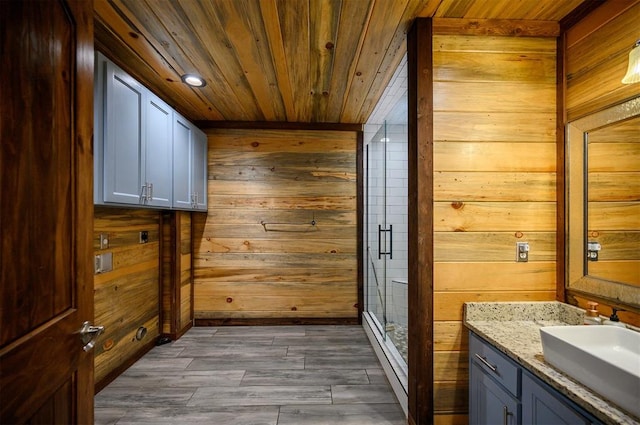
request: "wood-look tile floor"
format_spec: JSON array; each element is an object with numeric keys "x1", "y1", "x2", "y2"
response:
[{"x1": 95, "y1": 325, "x2": 406, "y2": 425}]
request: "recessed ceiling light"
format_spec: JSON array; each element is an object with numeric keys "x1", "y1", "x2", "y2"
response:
[{"x1": 181, "y1": 74, "x2": 206, "y2": 87}]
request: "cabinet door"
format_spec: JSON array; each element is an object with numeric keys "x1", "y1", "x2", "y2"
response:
[
  {"x1": 470, "y1": 362, "x2": 519, "y2": 425},
  {"x1": 103, "y1": 60, "x2": 144, "y2": 204},
  {"x1": 192, "y1": 127, "x2": 208, "y2": 211},
  {"x1": 144, "y1": 93, "x2": 172, "y2": 207},
  {"x1": 94, "y1": 53, "x2": 106, "y2": 204},
  {"x1": 172, "y1": 113, "x2": 193, "y2": 209},
  {"x1": 522, "y1": 373, "x2": 594, "y2": 425}
]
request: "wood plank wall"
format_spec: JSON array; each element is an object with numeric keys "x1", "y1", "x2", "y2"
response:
[
  {"x1": 563, "y1": 0, "x2": 640, "y2": 327},
  {"x1": 193, "y1": 128, "x2": 359, "y2": 322},
  {"x1": 93, "y1": 207, "x2": 160, "y2": 389},
  {"x1": 431, "y1": 29, "x2": 558, "y2": 424},
  {"x1": 161, "y1": 211, "x2": 194, "y2": 339},
  {"x1": 565, "y1": 1, "x2": 640, "y2": 121}
]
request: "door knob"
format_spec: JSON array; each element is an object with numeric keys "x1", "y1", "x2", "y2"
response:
[{"x1": 77, "y1": 321, "x2": 105, "y2": 352}]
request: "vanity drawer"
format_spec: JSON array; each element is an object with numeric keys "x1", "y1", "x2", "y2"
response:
[{"x1": 470, "y1": 332, "x2": 520, "y2": 397}]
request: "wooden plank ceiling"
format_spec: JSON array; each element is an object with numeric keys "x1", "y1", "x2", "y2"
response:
[{"x1": 94, "y1": 0, "x2": 586, "y2": 124}]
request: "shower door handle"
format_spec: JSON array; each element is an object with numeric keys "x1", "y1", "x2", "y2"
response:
[{"x1": 378, "y1": 224, "x2": 393, "y2": 259}]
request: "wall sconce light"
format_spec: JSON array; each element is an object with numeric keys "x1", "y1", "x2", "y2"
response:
[
  {"x1": 181, "y1": 74, "x2": 207, "y2": 87},
  {"x1": 621, "y1": 40, "x2": 640, "y2": 84}
]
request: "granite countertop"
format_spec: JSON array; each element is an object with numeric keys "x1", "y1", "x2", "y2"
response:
[{"x1": 464, "y1": 301, "x2": 639, "y2": 425}]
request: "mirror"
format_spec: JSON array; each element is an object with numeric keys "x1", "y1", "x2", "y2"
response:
[{"x1": 566, "y1": 96, "x2": 640, "y2": 310}]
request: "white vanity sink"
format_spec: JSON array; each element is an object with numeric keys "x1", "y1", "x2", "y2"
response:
[{"x1": 540, "y1": 325, "x2": 640, "y2": 418}]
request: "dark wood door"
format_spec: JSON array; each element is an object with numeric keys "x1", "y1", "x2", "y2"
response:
[{"x1": 0, "y1": 0, "x2": 95, "y2": 423}]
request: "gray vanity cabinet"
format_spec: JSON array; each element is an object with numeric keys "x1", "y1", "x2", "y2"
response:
[
  {"x1": 470, "y1": 364, "x2": 519, "y2": 424},
  {"x1": 469, "y1": 332, "x2": 604, "y2": 425},
  {"x1": 470, "y1": 333, "x2": 520, "y2": 424},
  {"x1": 172, "y1": 113, "x2": 207, "y2": 211},
  {"x1": 521, "y1": 372, "x2": 594, "y2": 425}
]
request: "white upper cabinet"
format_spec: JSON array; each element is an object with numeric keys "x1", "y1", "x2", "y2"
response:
[
  {"x1": 102, "y1": 58, "x2": 145, "y2": 205},
  {"x1": 95, "y1": 52, "x2": 207, "y2": 211},
  {"x1": 172, "y1": 112, "x2": 208, "y2": 211},
  {"x1": 172, "y1": 113, "x2": 193, "y2": 210},
  {"x1": 192, "y1": 127, "x2": 208, "y2": 211},
  {"x1": 144, "y1": 92, "x2": 173, "y2": 208}
]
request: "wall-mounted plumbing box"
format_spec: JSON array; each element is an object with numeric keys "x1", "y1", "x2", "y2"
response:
[{"x1": 94, "y1": 252, "x2": 113, "y2": 274}]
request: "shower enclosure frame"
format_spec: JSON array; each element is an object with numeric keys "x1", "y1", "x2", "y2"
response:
[{"x1": 363, "y1": 120, "x2": 409, "y2": 414}]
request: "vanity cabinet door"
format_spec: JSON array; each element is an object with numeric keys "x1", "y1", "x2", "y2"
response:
[
  {"x1": 470, "y1": 361, "x2": 520, "y2": 425},
  {"x1": 521, "y1": 372, "x2": 597, "y2": 425}
]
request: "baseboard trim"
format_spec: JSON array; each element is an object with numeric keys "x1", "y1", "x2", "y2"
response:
[
  {"x1": 162, "y1": 321, "x2": 194, "y2": 341},
  {"x1": 195, "y1": 317, "x2": 359, "y2": 326},
  {"x1": 94, "y1": 338, "x2": 156, "y2": 394}
]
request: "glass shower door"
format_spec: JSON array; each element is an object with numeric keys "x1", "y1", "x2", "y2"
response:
[
  {"x1": 365, "y1": 120, "x2": 408, "y2": 366},
  {"x1": 366, "y1": 123, "x2": 389, "y2": 335}
]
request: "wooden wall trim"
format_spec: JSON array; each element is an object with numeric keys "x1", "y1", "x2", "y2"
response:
[
  {"x1": 172, "y1": 213, "x2": 182, "y2": 333},
  {"x1": 559, "y1": 0, "x2": 605, "y2": 33},
  {"x1": 357, "y1": 130, "x2": 364, "y2": 324},
  {"x1": 165, "y1": 322, "x2": 193, "y2": 342},
  {"x1": 160, "y1": 212, "x2": 178, "y2": 337},
  {"x1": 432, "y1": 18, "x2": 559, "y2": 37},
  {"x1": 195, "y1": 120, "x2": 362, "y2": 132},
  {"x1": 190, "y1": 213, "x2": 195, "y2": 328},
  {"x1": 408, "y1": 17, "x2": 434, "y2": 425},
  {"x1": 556, "y1": 32, "x2": 567, "y2": 303},
  {"x1": 195, "y1": 318, "x2": 359, "y2": 326},
  {"x1": 161, "y1": 211, "x2": 195, "y2": 340}
]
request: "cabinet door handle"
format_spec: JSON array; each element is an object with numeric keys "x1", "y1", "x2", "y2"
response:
[
  {"x1": 474, "y1": 353, "x2": 498, "y2": 373},
  {"x1": 503, "y1": 406, "x2": 512, "y2": 425},
  {"x1": 140, "y1": 184, "x2": 148, "y2": 204},
  {"x1": 148, "y1": 182, "x2": 153, "y2": 200}
]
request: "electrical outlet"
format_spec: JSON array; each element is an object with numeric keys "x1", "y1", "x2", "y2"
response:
[
  {"x1": 516, "y1": 242, "x2": 529, "y2": 262},
  {"x1": 99, "y1": 233, "x2": 109, "y2": 249},
  {"x1": 139, "y1": 230, "x2": 148, "y2": 244}
]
